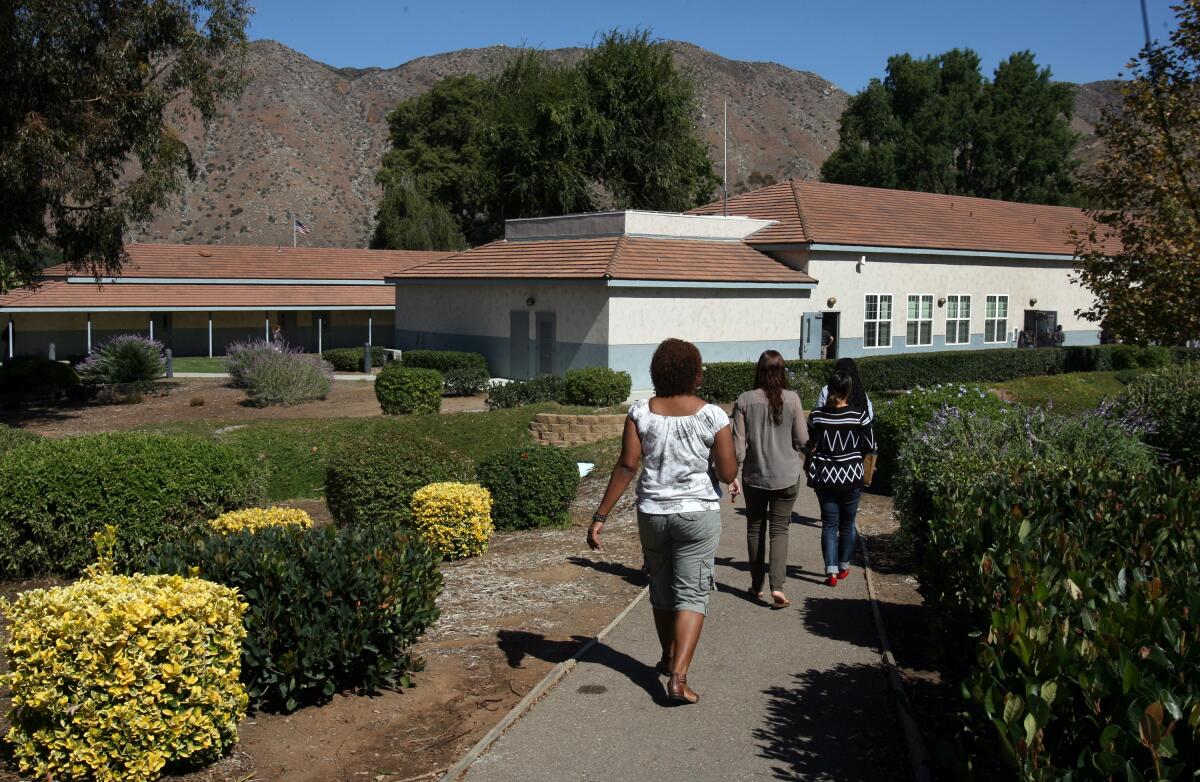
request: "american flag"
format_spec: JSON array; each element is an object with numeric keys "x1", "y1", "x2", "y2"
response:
[{"x1": 293, "y1": 218, "x2": 311, "y2": 236}]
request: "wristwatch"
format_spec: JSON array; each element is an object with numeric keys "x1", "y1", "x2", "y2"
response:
[{"x1": 591, "y1": 512, "x2": 608, "y2": 524}]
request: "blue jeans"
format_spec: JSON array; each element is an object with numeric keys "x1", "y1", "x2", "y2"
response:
[{"x1": 816, "y1": 487, "x2": 861, "y2": 575}]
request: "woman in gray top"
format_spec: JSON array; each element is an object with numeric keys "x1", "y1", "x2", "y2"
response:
[{"x1": 729, "y1": 350, "x2": 808, "y2": 609}]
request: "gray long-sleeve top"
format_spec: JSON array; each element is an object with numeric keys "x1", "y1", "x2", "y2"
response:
[{"x1": 732, "y1": 388, "x2": 809, "y2": 490}]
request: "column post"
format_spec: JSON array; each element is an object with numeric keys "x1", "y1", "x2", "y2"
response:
[
  {"x1": 368, "y1": 311, "x2": 373, "y2": 346},
  {"x1": 149, "y1": 315, "x2": 154, "y2": 341},
  {"x1": 264, "y1": 312, "x2": 270, "y2": 342},
  {"x1": 318, "y1": 314, "x2": 323, "y2": 354},
  {"x1": 207, "y1": 313, "x2": 214, "y2": 358},
  {"x1": 86, "y1": 314, "x2": 92, "y2": 353},
  {"x1": 6, "y1": 316, "x2": 12, "y2": 360}
]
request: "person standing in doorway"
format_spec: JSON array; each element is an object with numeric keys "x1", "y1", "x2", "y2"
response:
[
  {"x1": 820, "y1": 328, "x2": 835, "y2": 360},
  {"x1": 805, "y1": 370, "x2": 876, "y2": 587},
  {"x1": 729, "y1": 351, "x2": 808, "y2": 609},
  {"x1": 588, "y1": 338, "x2": 737, "y2": 705}
]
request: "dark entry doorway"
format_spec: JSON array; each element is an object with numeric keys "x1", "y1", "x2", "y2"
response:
[
  {"x1": 1023, "y1": 310, "x2": 1058, "y2": 347},
  {"x1": 536, "y1": 312, "x2": 556, "y2": 375},
  {"x1": 822, "y1": 312, "x2": 840, "y2": 359}
]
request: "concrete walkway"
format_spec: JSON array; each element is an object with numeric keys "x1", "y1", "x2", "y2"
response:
[{"x1": 462, "y1": 490, "x2": 909, "y2": 782}]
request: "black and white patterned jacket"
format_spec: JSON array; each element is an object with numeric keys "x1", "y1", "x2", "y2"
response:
[{"x1": 804, "y1": 405, "x2": 877, "y2": 489}]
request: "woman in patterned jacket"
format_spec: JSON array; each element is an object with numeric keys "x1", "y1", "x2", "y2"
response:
[{"x1": 805, "y1": 370, "x2": 877, "y2": 587}]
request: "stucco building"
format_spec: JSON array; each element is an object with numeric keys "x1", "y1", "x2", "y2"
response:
[
  {"x1": 0, "y1": 244, "x2": 446, "y2": 359},
  {"x1": 389, "y1": 181, "x2": 1109, "y2": 389}
]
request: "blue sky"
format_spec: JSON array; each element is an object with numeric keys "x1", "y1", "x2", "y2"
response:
[{"x1": 248, "y1": 0, "x2": 1179, "y2": 91}]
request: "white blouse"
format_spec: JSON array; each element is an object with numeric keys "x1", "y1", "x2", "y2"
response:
[{"x1": 628, "y1": 399, "x2": 731, "y2": 514}]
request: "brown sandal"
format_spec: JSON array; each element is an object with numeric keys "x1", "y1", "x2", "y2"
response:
[
  {"x1": 770, "y1": 591, "x2": 790, "y2": 610},
  {"x1": 666, "y1": 673, "x2": 699, "y2": 705}
]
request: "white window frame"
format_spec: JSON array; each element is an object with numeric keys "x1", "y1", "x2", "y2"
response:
[
  {"x1": 863, "y1": 293, "x2": 893, "y2": 349},
  {"x1": 984, "y1": 294, "x2": 1009, "y2": 344},
  {"x1": 945, "y1": 294, "x2": 972, "y2": 345},
  {"x1": 905, "y1": 293, "x2": 934, "y2": 347}
]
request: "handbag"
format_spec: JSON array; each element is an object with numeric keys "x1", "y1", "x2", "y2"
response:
[{"x1": 862, "y1": 454, "x2": 878, "y2": 487}]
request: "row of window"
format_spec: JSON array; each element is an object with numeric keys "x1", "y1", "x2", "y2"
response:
[{"x1": 863, "y1": 294, "x2": 1009, "y2": 348}]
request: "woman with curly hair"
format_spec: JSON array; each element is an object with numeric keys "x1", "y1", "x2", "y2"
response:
[
  {"x1": 729, "y1": 350, "x2": 808, "y2": 609},
  {"x1": 588, "y1": 338, "x2": 737, "y2": 705}
]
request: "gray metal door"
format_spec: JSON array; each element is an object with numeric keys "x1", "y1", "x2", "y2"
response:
[
  {"x1": 536, "y1": 312, "x2": 556, "y2": 375},
  {"x1": 509, "y1": 311, "x2": 530, "y2": 379},
  {"x1": 801, "y1": 312, "x2": 824, "y2": 360}
]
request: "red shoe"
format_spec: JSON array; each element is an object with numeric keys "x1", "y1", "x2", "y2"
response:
[
  {"x1": 837, "y1": 569, "x2": 850, "y2": 580},
  {"x1": 826, "y1": 575, "x2": 838, "y2": 587}
]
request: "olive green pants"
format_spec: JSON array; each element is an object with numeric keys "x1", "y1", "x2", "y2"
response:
[
  {"x1": 743, "y1": 481, "x2": 799, "y2": 592},
  {"x1": 637, "y1": 509, "x2": 722, "y2": 615}
]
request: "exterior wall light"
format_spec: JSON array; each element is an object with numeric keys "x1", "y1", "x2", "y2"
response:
[
  {"x1": 1029, "y1": 297, "x2": 1038, "y2": 306},
  {"x1": 937, "y1": 297, "x2": 946, "y2": 307},
  {"x1": 526, "y1": 297, "x2": 536, "y2": 307},
  {"x1": 826, "y1": 297, "x2": 837, "y2": 308}
]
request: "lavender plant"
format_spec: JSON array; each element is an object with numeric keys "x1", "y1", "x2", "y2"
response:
[{"x1": 77, "y1": 335, "x2": 164, "y2": 386}]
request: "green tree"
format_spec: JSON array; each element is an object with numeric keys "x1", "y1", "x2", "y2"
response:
[
  {"x1": 579, "y1": 29, "x2": 719, "y2": 211},
  {"x1": 1075, "y1": 0, "x2": 1200, "y2": 345},
  {"x1": 821, "y1": 48, "x2": 1079, "y2": 205},
  {"x1": 374, "y1": 30, "x2": 718, "y2": 245},
  {"x1": 0, "y1": 0, "x2": 251, "y2": 293},
  {"x1": 370, "y1": 175, "x2": 468, "y2": 252}
]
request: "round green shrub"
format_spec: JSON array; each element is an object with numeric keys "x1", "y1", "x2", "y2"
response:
[
  {"x1": 0, "y1": 424, "x2": 41, "y2": 455},
  {"x1": 324, "y1": 435, "x2": 473, "y2": 528},
  {"x1": 321, "y1": 346, "x2": 387, "y2": 372},
  {"x1": 444, "y1": 366, "x2": 490, "y2": 396},
  {"x1": 0, "y1": 432, "x2": 266, "y2": 578},
  {"x1": 485, "y1": 375, "x2": 565, "y2": 409},
  {"x1": 147, "y1": 523, "x2": 442, "y2": 713},
  {"x1": 77, "y1": 334, "x2": 164, "y2": 386},
  {"x1": 376, "y1": 365, "x2": 443, "y2": 414},
  {"x1": 563, "y1": 367, "x2": 631, "y2": 407},
  {"x1": 0, "y1": 357, "x2": 82, "y2": 400},
  {"x1": 477, "y1": 445, "x2": 580, "y2": 530}
]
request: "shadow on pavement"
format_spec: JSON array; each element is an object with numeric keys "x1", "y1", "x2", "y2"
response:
[
  {"x1": 715, "y1": 556, "x2": 828, "y2": 587},
  {"x1": 756, "y1": 664, "x2": 910, "y2": 781},
  {"x1": 566, "y1": 556, "x2": 647, "y2": 587},
  {"x1": 801, "y1": 596, "x2": 926, "y2": 651},
  {"x1": 495, "y1": 630, "x2": 668, "y2": 706}
]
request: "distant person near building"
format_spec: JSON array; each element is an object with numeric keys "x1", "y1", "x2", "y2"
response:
[
  {"x1": 1052, "y1": 324, "x2": 1065, "y2": 347},
  {"x1": 820, "y1": 329, "x2": 834, "y2": 360}
]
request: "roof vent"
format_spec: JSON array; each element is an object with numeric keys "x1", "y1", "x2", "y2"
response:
[{"x1": 198, "y1": 249, "x2": 214, "y2": 257}]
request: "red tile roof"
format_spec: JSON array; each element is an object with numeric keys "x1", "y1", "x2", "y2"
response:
[
  {"x1": 389, "y1": 236, "x2": 815, "y2": 284},
  {"x1": 0, "y1": 279, "x2": 393, "y2": 310},
  {"x1": 46, "y1": 243, "x2": 448, "y2": 280},
  {"x1": 689, "y1": 180, "x2": 1114, "y2": 256}
]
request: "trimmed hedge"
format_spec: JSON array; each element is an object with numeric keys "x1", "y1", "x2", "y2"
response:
[
  {"x1": 444, "y1": 366, "x2": 491, "y2": 396},
  {"x1": 0, "y1": 424, "x2": 40, "y2": 455},
  {"x1": 376, "y1": 364, "x2": 443, "y2": 414},
  {"x1": 322, "y1": 346, "x2": 388, "y2": 372},
  {"x1": 0, "y1": 433, "x2": 266, "y2": 578},
  {"x1": 563, "y1": 367, "x2": 631, "y2": 407},
  {"x1": 697, "y1": 345, "x2": 1197, "y2": 403},
  {"x1": 904, "y1": 465, "x2": 1198, "y2": 778},
  {"x1": 325, "y1": 436, "x2": 473, "y2": 528},
  {"x1": 3, "y1": 568, "x2": 248, "y2": 781},
  {"x1": 148, "y1": 524, "x2": 442, "y2": 712},
  {"x1": 477, "y1": 445, "x2": 580, "y2": 530},
  {"x1": 0, "y1": 357, "x2": 82, "y2": 401},
  {"x1": 401, "y1": 349, "x2": 489, "y2": 374},
  {"x1": 485, "y1": 375, "x2": 565, "y2": 410}
]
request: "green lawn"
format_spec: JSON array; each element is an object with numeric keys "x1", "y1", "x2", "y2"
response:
[
  {"x1": 990, "y1": 370, "x2": 1144, "y2": 415},
  {"x1": 169, "y1": 356, "x2": 227, "y2": 373},
  {"x1": 145, "y1": 403, "x2": 620, "y2": 501}
]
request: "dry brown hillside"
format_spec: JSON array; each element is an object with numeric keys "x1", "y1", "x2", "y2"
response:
[{"x1": 130, "y1": 40, "x2": 1119, "y2": 249}]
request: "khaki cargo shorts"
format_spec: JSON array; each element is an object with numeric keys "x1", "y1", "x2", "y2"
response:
[{"x1": 637, "y1": 509, "x2": 722, "y2": 615}]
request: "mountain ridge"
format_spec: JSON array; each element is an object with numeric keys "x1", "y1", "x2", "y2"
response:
[{"x1": 130, "y1": 39, "x2": 1120, "y2": 249}]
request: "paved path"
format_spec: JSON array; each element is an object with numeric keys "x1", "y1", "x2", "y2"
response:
[{"x1": 463, "y1": 490, "x2": 910, "y2": 782}]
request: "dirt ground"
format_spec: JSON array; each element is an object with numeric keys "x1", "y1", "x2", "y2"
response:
[
  {"x1": 855, "y1": 491, "x2": 956, "y2": 781},
  {"x1": 0, "y1": 475, "x2": 645, "y2": 782},
  {"x1": 0, "y1": 379, "x2": 487, "y2": 437}
]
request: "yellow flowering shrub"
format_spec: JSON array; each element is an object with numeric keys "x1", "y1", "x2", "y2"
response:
[
  {"x1": 208, "y1": 506, "x2": 314, "y2": 534},
  {"x1": 2, "y1": 572, "x2": 249, "y2": 782},
  {"x1": 410, "y1": 482, "x2": 493, "y2": 560}
]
